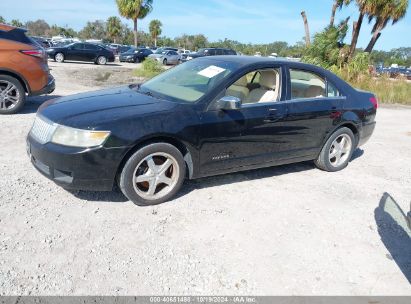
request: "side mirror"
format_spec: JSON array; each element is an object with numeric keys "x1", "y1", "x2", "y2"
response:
[{"x1": 217, "y1": 96, "x2": 241, "y2": 110}]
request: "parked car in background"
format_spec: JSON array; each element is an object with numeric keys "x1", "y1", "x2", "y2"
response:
[
  {"x1": 185, "y1": 48, "x2": 237, "y2": 61},
  {"x1": 31, "y1": 36, "x2": 52, "y2": 48},
  {"x1": 149, "y1": 49, "x2": 181, "y2": 65},
  {"x1": 119, "y1": 48, "x2": 153, "y2": 63},
  {"x1": 46, "y1": 42, "x2": 115, "y2": 65},
  {"x1": 0, "y1": 23, "x2": 55, "y2": 114},
  {"x1": 27, "y1": 56, "x2": 377, "y2": 205}
]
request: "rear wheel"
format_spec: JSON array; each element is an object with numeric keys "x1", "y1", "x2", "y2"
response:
[
  {"x1": 119, "y1": 143, "x2": 185, "y2": 206},
  {"x1": 314, "y1": 127, "x2": 355, "y2": 172},
  {"x1": 55, "y1": 52, "x2": 64, "y2": 63},
  {"x1": 97, "y1": 56, "x2": 107, "y2": 65},
  {"x1": 0, "y1": 75, "x2": 26, "y2": 114}
]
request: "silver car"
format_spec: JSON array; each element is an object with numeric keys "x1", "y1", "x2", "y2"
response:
[{"x1": 149, "y1": 50, "x2": 181, "y2": 65}]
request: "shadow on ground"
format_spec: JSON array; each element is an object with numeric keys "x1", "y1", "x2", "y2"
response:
[
  {"x1": 67, "y1": 149, "x2": 366, "y2": 205},
  {"x1": 49, "y1": 60, "x2": 122, "y2": 67},
  {"x1": 375, "y1": 192, "x2": 411, "y2": 284},
  {"x1": 22, "y1": 95, "x2": 62, "y2": 114}
]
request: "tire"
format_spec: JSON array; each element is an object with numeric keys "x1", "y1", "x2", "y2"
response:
[
  {"x1": 97, "y1": 56, "x2": 107, "y2": 65},
  {"x1": 314, "y1": 127, "x2": 355, "y2": 172},
  {"x1": 134, "y1": 57, "x2": 140, "y2": 63},
  {"x1": 119, "y1": 143, "x2": 186, "y2": 206},
  {"x1": 163, "y1": 58, "x2": 167, "y2": 65},
  {"x1": 55, "y1": 52, "x2": 64, "y2": 63},
  {"x1": 0, "y1": 75, "x2": 26, "y2": 115}
]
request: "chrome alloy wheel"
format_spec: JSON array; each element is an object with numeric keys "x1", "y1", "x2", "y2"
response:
[
  {"x1": 55, "y1": 53, "x2": 64, "y2": 62},
  {"x1": 0, "y1": 80, "x2": 20, "y2": 110},
  {"x1": 98, "y1": 56, "x2": 107, "y2": 65},
  {"x1": 328, "y1": 134, "x2": 352, "y2": 167},
  {"x1": 132, "y1": 152, "x2": 180, "y2": 201}
]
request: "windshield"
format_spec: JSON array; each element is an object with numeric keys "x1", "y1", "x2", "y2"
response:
[
  {"x1": 139, "y1": 59, "x2": 240, "y2": 103},
  {"x1": 154, "y1": 48, "x2": 164, "y2": 54}
]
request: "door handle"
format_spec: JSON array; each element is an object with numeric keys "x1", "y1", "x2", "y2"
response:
[{"x1": 264, "y1": 108, "x2": 281, "y2": 123}]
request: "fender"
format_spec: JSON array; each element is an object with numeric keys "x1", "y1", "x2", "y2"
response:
[
  {"x1": 318, "y1": 111, "x2": 362, "y2": 154},
  {"x1": 0, "y1": 67, "x2": 31, "y2": 93}
]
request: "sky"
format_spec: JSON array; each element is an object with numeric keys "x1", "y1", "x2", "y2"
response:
[{"x1": 1, "y1": 0, "x2": 410, "y2": 50}]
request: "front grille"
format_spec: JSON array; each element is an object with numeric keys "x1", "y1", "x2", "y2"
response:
[{"x1": 30, "y1": 116, "x2": 56, "y2": 144}]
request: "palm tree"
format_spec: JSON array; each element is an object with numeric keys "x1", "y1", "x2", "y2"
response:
[
  {"x1": 116, "y1": 0, "x2": 153, "y2": 47},
  {"x1": 364, "y1": 0, "x2": 408, "y2": 52},
  {"x1": 149, "y1": 19, "x2": 162, "y2": 47},
  {"x1": 301, "y1": 11, "x2": 311, "y2": 47},
  {"x1": 349, "y1": 0, "x2": 379, "y2": 58},
  {"x1": 107, "y1": 16, "x2": 122, "y2": 43},
  {"x1": 0, "y1": 16, "x2": 6, "y2": 24},
  {"x1": 330, "y1": 0, "x2": 352, "y2": 27}
]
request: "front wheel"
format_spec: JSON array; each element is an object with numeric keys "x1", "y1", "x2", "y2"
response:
[
  {"x1": 97, "y1": 56, "x2": 107, "y2": 65},
  {"x1": 163, "y1": 58, "x2": 167, "y2": 65},
  {"x1": 0, "y1": 75, "x2": 26, "y2": 114},
  {"x1": 119, "y1": 143, "x2": 185, "y2": 206},
  {"x1": 314, "y1": 127, "x2": 355, "y2": 172}
]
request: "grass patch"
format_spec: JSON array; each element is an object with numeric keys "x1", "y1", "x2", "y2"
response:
[
  {"x1": 348, "y1": 76, "x2": 411, "y2": 105},
  {"x1": 133, "y1": 58, "x2": 165, "y2": 79}
]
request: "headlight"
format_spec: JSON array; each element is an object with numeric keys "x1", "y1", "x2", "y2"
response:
[
  {"x1": 51, "y1": 125, "x2": 110, "y2": 148},
  {"x1": 187, "y1": 56, "x2": 193, "y2": 60}
]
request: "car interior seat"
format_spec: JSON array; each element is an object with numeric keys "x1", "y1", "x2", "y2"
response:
[
  {"x1": 226, "y1": 76, "x2": 249, "y2": 101},
  {"x1": 244, "y1": 70, "x2": 279, "y2": 103},
  {"x1": 305, "y1": 85, "x2": 325, "y2": 98}
]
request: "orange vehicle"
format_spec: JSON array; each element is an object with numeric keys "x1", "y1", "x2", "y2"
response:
[{"x1": 0, "y1": 23, "x2": 55, "y2": 114}]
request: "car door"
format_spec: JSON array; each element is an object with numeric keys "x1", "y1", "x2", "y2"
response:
[
  {"x1": 283, "y1": 67, "x2": 345, "y2": 158},
  {"x1": 83, "y1": 43, "x2": 99, "y2": 61},
  {"x1": 67, "y1": 43, "x2": 85, "y2": 61},
  {"x1": 168, "y1": 51, "x2": 179, "y2": 64},
  {"x1": 199, "y1": 66, "x2": 290, "y2": 174}
]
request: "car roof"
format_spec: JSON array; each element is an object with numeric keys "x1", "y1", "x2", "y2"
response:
[
  {"x1": 196, "y1": 55, "x2": 315, "y2": 69},
  {"x1": 0, "y1": 23, "x2": 23, "y2": 31}
]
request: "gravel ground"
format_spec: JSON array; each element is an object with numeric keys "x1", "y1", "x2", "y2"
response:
[{"x1": 0, "y1": 61, "x2": 410, "y2": 295}]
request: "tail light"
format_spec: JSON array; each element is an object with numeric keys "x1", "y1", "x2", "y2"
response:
[
  {"x1": 20, "y1": 49, "x2": 45, "y2": 59},
  {"x1": 370, "y1": 96, "x2": 378, "y2": 109}
]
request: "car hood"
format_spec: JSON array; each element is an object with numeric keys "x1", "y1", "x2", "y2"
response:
[
  {"x1": 38, "y1": 85, "x2": 174, "y2": 129},
  {"x1": 149, "y1": 54, "x2": 164, "y2": 58}
]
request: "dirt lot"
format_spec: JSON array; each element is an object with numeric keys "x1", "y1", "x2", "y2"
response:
[{"x1": 0, "y1": 60, "x2": 411, "y2": 295}]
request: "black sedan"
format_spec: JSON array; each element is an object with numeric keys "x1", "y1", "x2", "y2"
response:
[
  {"x1": 27, "y1": 56, "x2": 377, "y2": 206},
  {"x1": 119, "y1": 48, "x2": 153, "y2": 63},
  {"x1": 46, "y1": 42, "x2": 115, "y2": 65}
]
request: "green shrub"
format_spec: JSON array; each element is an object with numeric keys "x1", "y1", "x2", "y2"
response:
[{"x1": 133, "y1": 58, "x2": 164, "y2": 78}]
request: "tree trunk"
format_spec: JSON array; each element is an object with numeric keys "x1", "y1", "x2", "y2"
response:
[
  {"x1": 133, "y1": 18, "x2": 138, "y2": 47},
  {"x1": 349, "y1": 12, "x2": 364, "y2": 58},
  {"x1": 301, "y1": 11, "x2": 310, "y2": 47},
  {"x1": 365, "y1": 22, "x2": 384, "y2": 52},
  {"x1": 154, "y1": 36, "x2": 157, "y2": 47},
  {"x1": 330, "y1": 1, "x2": 338, "y2": 27}
]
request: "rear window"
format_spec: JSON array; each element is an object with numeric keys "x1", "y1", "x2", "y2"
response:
[{"x1": 0, "y1": 28, "x2": 33, "y2": 45}]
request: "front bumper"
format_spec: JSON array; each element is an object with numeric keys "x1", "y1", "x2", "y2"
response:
[
  {"x1": 119, "y1": 57, "x2": 135, "y2": 62},
  {"x1": 26, "y1": 134, "x2": 128, "y2": 191},
  {"x1": 30, "y1": 75, "x2": 55, "y2": 96}
]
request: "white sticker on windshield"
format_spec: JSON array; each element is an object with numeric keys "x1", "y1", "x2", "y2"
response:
[{"x1": 197, "y1": 65, "x2": 226, "y2": 78}]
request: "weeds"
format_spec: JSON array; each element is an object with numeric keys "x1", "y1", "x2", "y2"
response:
[{"x1": 133, "y1": 58, "x2": 164, "y2": 78}]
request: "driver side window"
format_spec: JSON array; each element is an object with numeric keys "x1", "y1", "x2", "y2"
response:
[{"x1": 225, "y1": 68, "x2": 281, "y2": 104}]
